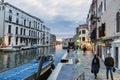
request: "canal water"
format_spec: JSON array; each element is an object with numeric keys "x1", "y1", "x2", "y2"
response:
[{"x1": 0, "y1": 45, "x2": 66, "y2": 73}]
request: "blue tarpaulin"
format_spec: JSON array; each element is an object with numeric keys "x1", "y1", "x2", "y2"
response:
[{"x1": 0, "y1": 59, "x2": 50, "y2": 80}]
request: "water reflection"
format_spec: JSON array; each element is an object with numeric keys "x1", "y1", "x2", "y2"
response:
[{"x1": 0, "y1": 46, "x2": 56, "y2": 72}]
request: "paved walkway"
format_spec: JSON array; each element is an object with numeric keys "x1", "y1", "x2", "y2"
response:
[
  {"x1": 48, "y1": 49, "x2": 120, "y2": 80},
  {"x1": 72, "y1": 49, "x2": 120, "y2": 80}
]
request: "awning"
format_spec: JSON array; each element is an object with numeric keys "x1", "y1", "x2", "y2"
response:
[
  {"x1": 112, "y1": 39, "x2": 120, "y2": 44},
  {"x1": 112, "y1": 39, "x2": 120, "y2": 47}
]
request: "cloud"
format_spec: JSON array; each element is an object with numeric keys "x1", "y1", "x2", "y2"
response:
[{"x1": 5, "y1": 0, "x2": 92, "y2": 38}]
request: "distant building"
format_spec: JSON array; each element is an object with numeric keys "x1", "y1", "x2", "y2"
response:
[
  {"x1": 75, "y1": 24, "x2": 89, "y2": 48},
  {"x1": 62, "y1": 38, "x2": 74, "y2": 49},
  {"x1": 0, "y1": 1, "x2": 50, "y2": 47}
]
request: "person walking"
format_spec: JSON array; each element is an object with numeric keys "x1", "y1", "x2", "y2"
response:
[
  {"x1": 83, "y1": 46, "x2": 87, "y2": 53},
  {"x1": 91, "y1": 54, "x2": 100, "y2": 79},
  {"x1": 104, "y1": 53, "x2": 114, "y2": 80}
]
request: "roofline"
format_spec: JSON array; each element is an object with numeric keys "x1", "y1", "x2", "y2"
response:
[{"x1": 4, "y1": 2, "x2": 44, "y2": 23}]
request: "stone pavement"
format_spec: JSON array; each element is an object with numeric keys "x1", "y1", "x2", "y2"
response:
[{"x1": 72, "y1": 49, "x2": 120, "y2": 80}]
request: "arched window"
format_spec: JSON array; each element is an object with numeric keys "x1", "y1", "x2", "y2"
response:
[{"x1": 116, "y1": 12, "x2": 120, "y2": 32}]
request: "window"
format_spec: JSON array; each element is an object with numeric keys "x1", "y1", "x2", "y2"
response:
[
  {"x1": 79, "y1": 31, "x2": 81, "y2": 34},
  {"x1": 38, "y1": 23, "x2": 39, "y2": 29},
  {"x1": 16, "y1": 27, "x2": 18, "y2": 35},
  {"x1": 16, "y1": 18, "x2": 19, "y2": 24},
  {"x1": 36, "y1": 22, "x2": 37, "y2": 29},
  {"x1": 23, "y1": 29, "x2": 26, "y2": 35},
  {"x1": 20, "y1": 38, "x2": 22, "y2": 43},
  {"x1": 16, "y1": 13, "x2": 19, "y2": 16},
  {"x1": 34, "y1": 21, "x2": 35, "y2": 28},
  {"x1": 38, "y1": 32, "x2": 39, "y2": 37},
  {"x1": 29, "y1": 30, "x2": 31, "y2": 36},
  {"x1": 24, "y1": 19, "x2": 26, "y2": 26},
  {"x1": 8, "y1": 37, "x2": 11, "y2": 45},
  {"x1": 116, "y1": 12, "x2": 120, "y2": 32},
  {"x1": 104, "y1": 0, "x2": 106, "y2": 11},
  {"x1": 9, "y1": 15, "x2": 12, "y2": 22},
  {"x1": 82, "y1": 37, "x2": 85, "y2": 41},
  {"x1": 29, "y1": 21, "x2": 31, "y2": 27},
  {"x1": 8, "y1": 25, "x2": 11, "y2": 33},
  {"x1": 9, "y1": 9, "x2": 12, "y2": 13},
  {"x1": 2, "y1": 6, "x2": 4, "y2": 10},
  {"x1": 20, "y1": 28, "x2": 23, "y2": 35},
  {"x1": 16, "y1": 37, "x2": 18, "y2": 45},
  {"x1": 82, "y1": 30, "x2": 86, "y2": 34},
  {"x1": 34, "y1": 31, "x2": 35, "y2": 37},
  {"x1": 99, "y1": 23, "x2": 106, "y2": 37}
]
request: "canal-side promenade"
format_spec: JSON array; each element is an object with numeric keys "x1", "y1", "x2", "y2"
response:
[
  {"x1": 75, "y1": 50, "x2": 120, "y2": 80},
  {"x1": 48, "y1": 49, "x2": 120, "y2": 80}
]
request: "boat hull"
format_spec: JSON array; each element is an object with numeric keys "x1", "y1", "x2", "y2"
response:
[
  {"x1": 0, "y1": 55, "x2": 55, "y2": 80},
  {"x1": 0, "y1": 46, "x2": 21, "y2": 52},
  {"x1": 24, "y1": 60, "x2": 54, "y2": 80}
]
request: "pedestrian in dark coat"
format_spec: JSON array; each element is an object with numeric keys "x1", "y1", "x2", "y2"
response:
[
  {"x1": 104, "y1": 53, "x2": 114, "y2": 80},
  {"x1": 83, "y1": 46, "x2": 87, "y2": 53},
  {"x1": 91, "y1": 54, "x2": 100, "y2": 79}
]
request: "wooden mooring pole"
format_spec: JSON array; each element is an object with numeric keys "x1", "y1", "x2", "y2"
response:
[{"x1": 36, "y1": 56, "x2": 44, "y2": 80}]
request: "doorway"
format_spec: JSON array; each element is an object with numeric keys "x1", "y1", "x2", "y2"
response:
[{"x1": 115, "y1": 47, "x2": 119, "y2": 68}]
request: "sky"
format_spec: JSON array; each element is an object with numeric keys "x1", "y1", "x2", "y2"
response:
[{"x1": 5, "y1": 0, "x2": 92, "y2": 39}]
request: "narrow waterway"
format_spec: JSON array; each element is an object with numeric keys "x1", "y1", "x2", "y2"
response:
[{"x1": 0, "y1": 45, "x2": 66, "y2": 73}]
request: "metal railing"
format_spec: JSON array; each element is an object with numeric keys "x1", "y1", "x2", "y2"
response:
[{"x1": 75, "y1": 72, "x2": 85, "y2": 80}]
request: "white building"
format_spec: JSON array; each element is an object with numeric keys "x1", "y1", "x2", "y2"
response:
[
  {"x1": 0, "y1": 1, "x2": 51, "y2": 47},
  {"x1": 76, "y1": 24, "x2": 89, "y2": 48}
]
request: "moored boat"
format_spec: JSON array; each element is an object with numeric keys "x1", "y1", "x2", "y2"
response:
[
  {"x1": 0, "y1": 54, "x2": 55, "y2": 80},
  {"x1": 21, "y1": 46, "x2": 31, "y2": 50},
  {"x1": 30, "y1": 45, "x2": 38, "y2": 49},
  {"x1": 0, "y1": 45, "x2": 21, "y2": 52}
]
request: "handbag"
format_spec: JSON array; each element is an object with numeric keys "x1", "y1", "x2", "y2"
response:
[
  {"x1": 91, "y1": 66, "x2": 94, "y2": 73},
  {"x1": 91, "y1": 69, "x2": 93, "y2": 73},
  {"x1": 113, "y1": 67, "x2": 116, "y2": 72}
]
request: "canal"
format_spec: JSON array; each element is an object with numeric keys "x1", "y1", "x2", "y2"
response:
[{"x1": 0, "y1": 45, "x2": 66, "y2": 73}]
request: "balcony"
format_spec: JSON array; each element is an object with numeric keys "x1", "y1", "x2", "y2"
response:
[{"x1": 91, "y1": 14, "x2": 97, "y2": 24}]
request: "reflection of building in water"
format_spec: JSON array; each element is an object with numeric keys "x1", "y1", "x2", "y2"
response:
[
  {"x1": 50, "y1": 46, "x2": 56, "y2": 54},
  {"x1": 50, "y1": 34, "x2": 56, "y2": 46},
  {"x1": 3, "y1": 55, "x2": 9, "y2": 68}
]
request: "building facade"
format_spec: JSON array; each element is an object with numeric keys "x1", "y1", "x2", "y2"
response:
[
  {"x1": 88, "y1": 0, "x2": 120, "y2": 69},
  {"x1": 0, "y1": 1, "x2": 51, "y2": 47},
  {"x1": 75, "y1": 24, "x2": 89, "y2": 48},
  {"x1": 50, "y1": 34, "x2": 56, "y2": 46}
]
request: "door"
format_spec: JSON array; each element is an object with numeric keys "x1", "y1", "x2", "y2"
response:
[{"x1": 115, "y1": 47, "x2": 119, "y2": 68}]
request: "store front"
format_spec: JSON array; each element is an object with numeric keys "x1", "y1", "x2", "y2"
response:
[{"x1": 112, "y1": 39, "x2": 120, "y2": 70}]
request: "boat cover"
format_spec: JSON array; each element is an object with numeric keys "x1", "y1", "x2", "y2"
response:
[{"x1": 0, "y1": 59, "x2": 50, "y2": 80}]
